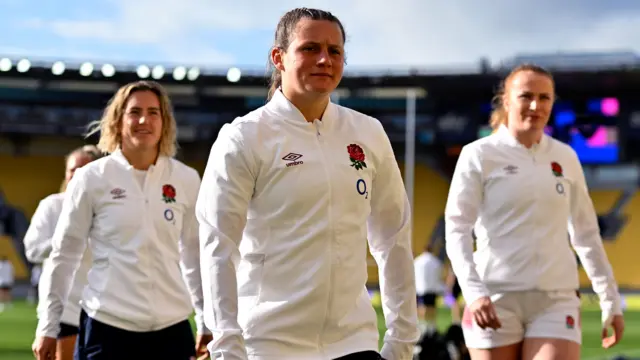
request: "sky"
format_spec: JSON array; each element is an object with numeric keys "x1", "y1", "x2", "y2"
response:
[{"x1": 1, "y1": 0, "x2": 640, "y2": 74}]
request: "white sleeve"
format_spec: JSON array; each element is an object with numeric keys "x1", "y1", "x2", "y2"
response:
[
  {"x1": 35, "y1": 169, "x2": 93, "y2": 338},
  {"x1": 367, "y1": 122, "x2": 420, "y2": 360},
  {"x1": 23, "y1": 197, "x2": 58, "y2": 263},
  {"x1": 178, "y1": 169, "x2": 210, "y2": 335},
  {"x1": 444, "y1": 145, "x2": 490, "y2": 306},
  {"x1": 196, "y1": 123, "x2": 256, "y2": 360},
  {"x1": 567, "y1": 152, "x2": 622, "y2": 324}
]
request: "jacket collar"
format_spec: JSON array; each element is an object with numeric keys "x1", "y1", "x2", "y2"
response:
[
  {"x1": 111, "y1": 147, "x2": 167, "y2": 172},
  {"x1": 265, "y1": 89, "x2": 338, "y2": 132},
  {"x1": 495, "y1": 124, "x2": 549, "y2": 153}
]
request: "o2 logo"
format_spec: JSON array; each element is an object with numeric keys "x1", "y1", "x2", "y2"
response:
[
  {"x1": 164, "y1": 209, "x2": 176, "y2": 225},
  {"x1": 356, "y1": 179, "x2": 368, "y2": 199}
]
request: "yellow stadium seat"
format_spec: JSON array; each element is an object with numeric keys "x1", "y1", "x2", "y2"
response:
[
  {"x1": 0, "y1": 235, "x2": 28, "y2": 280},
  {"x1": 579, "y1": 190, "x2": 640, "y2": 289},
  {"x1": 0, "y1": 154, "x2": 65, "y2": 217},
  {"x1": 4, "y1": 154, "x2": 638, "y2": 289},
  {"x1": 366, "y1": 162, "x2": 449, "y2": 285}
]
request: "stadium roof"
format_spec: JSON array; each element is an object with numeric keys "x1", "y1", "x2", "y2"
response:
[
  {"x1": 1, "y1": 51, "x2": 640, "y2": 99},
  {"x1": 2, "y1": 50, "x2": 640, "y2": 80},
  {"x1": 498, "y1": 51, "x2": 640, "y2": 72}
]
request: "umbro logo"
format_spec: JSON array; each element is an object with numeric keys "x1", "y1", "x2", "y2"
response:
[
  {"x1": 504, "y1": 165, "x2": 518, "y2": 174},
  {"x1": 282, "y1": 153, "x2": 302, "y2": 161},
  {"x1": 110, "y1": 188, "x2": 126, "y2": 199},
  {"x1": 282, "y1": 153, "x2": 304, "y2": 167}
]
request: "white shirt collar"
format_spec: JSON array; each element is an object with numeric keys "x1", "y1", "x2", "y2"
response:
[
  {"x1": 495, "y1": 124, "x2": 548, "y2": 152},
  {"x1": 266, "y1": 89, "x2": 338, "y2": 131},
  {"x1": 111, "y1": 147, "x2": 165, "y2": 172}
]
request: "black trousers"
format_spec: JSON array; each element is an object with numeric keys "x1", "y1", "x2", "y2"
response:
[
  {"x1": 58, "y1": 322, "x2": 79, "y2": 339},
  {"x1": 73, "y1": 310, "x2": 196, "y2": 360},
  {"x1": 334, "y1": 350, "x2": 385, "y2": 360}
]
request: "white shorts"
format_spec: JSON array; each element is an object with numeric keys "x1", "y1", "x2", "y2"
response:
[{"x1": 461, "y1": 290, "x2": 581, "y2": 349}]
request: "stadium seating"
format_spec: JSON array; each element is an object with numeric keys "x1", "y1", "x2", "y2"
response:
[
  {"x1": 0, "y1": 234, "x2": 27, "y2": 280},
  {"x1": 0, "y1": 154, "x2": 65, "y2": 217},
  {"x1": 2, "y1": 153, "x2": 639, "y2": 289},
  {"x1": 579, "y1": 190, "x2": 640, "y2": 290},
  {"x1": 367, "y1": 163, "x2": 450, "y2": 283}
]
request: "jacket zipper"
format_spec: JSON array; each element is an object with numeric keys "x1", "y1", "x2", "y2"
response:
[
  {"x1": 140, "y1": 169, "x2": 156, "y2": 331},
  {"x1": 314, "y1": 120, "x2": 335, "y2": 350},
  {"x1": 530, "y1": 148, "x2": 541, "y2": 287}
]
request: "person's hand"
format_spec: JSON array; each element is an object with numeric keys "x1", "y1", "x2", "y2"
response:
[
  {"x1": 468, "y1": 296, "x2": 501, "y2": 330},
  {"x1": 602, "y1": 314, "x2": 624, "y2": 349},
  {"x1": 32, "y1": 336, "x2": 57, "y2": 360},
  {"x1": 194, "y1": 333, "x2": 213, "y2": 360}
]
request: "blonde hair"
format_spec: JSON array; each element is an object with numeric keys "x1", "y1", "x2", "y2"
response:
[
  {"x1": 489, "y1": 63, "x2": 555, "y2": 131},
  {"x1": 86, "y1": 80, "x2": 178, "y2": 157},
  {"x1": 59, "y1": 145, "x2": 104, "y2": 192}
]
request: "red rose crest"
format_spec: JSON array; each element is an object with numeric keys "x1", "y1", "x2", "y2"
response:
[
  {"x1": 551, "y1": 161, "x2": 563, "y2": 177},
  {"x1": 162, "y1": 184, "x2": 176, "y2": 203},
  {"x1": 347, "y1": 143, "x2": 367, "y2": 171},
  {"x1": 565, "y1": 315, "x2": 575, "y2": 329}
]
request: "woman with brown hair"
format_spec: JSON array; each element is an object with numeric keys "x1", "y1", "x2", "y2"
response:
[
  {"x1": 197, "y1": 7, "x2": 419, "y2": 360},
  {"x1": 24, "y1": 145, "x2": 101, "y2": 360},
  {"x1": 32, "y1": 80, "x2": 211, "y2": 360},
  {"x1": 445, "y1": 64, "x2": 624, "y2": 360}
]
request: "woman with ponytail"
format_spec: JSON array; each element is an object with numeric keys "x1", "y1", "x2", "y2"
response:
[{"x1": 197, "y1": 7, "x2": 419, "y2": 360}]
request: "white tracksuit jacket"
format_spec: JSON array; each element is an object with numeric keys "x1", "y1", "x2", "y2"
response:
[
  {"x1": 24, "y1": 192, "x2": 91, "y2": 328},
  {"x1": 196, "y1": 89, "x2": 420, "y2": 360},
  {"x1": 35, "y1": 149, "x2": 208, "y2": 338},
  {"x1": 445, "y1": 125, "x2": 622, "y2": 325}
]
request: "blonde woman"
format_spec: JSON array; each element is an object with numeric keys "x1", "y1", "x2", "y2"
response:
[
  {"x1": 445, "y1": 64, "x2": 624, "y2": 360},
  {"x1": 32, "y1": 81, "x2": 211, "y2": 360},
  {"x1": 24, "y1": 145, "x2": 100, "y2": 360}
]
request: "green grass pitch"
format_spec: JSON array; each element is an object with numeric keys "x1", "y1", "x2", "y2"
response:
[{"x1": 1, "y1": 298, "x2": 639, "y2": 360}]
